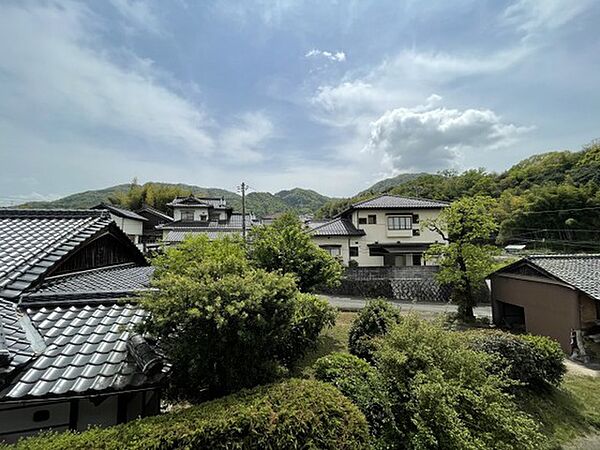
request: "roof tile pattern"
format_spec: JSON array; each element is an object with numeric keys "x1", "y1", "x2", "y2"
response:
[
  {"x1": 1, "y1": 304, "x2": 164, "y2": 399},
  {"x1": 352, "y1": 195, "x2": 449, "y2": 209},
  {"x1": 0, "y1": 210, "x2": 113, "y2": 299},
  {"x1": 93, "y1": 204, "x2": 148, "y2": 221},
  {"x1": 0, "y1": 300, "x2": 34, "y2": 374},
  {"x1": 528, "y1": 254, "x2": 600, "y2": 301},
  {"x1": 33, "y1": 265, "x2": 154, "y2": 296},
  {"x1": 309, "y1": 218, "x2": 366, "y2": 237}
]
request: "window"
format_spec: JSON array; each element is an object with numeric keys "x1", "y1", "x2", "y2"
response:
[
  {"x1": 358, "y1": 217, "x2": 367, "y2": 225},
  {"x1": 367, "y1": 214, "x2": 377, "y2": 224},
  {"x1": 199, "y1": 214, "x2": 208, "y2": 221},
  {"x1": 349, "y1": 246, "x2": 359, "y2": 257},
  {"x1": 412, "y1": 229, "x2": 420, "y2": 236},
  {"x1": 412, "y1": 214, "x2": 420, "y2": 224},
  {"x1": 387, "y1": 216, "x2": 412, "y2": 230},
  {"x1": 320, "y1": 245, "x2": 341, "y2": 257},
  {"x1": 181, "y1": 211, "x2": 194, "y2": 221},
  {"x1": 413, "y1": 254, "x2": 422, "y2": 266}
]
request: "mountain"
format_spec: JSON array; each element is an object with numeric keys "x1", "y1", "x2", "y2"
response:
[
  {"x1": 359, "y1": 173, "x2": 428, "y2": 195},
  {"x1": 17, "y1": 182, "x2": 332, "y2": 218}
]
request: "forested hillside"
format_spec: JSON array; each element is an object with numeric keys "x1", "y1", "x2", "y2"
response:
[
  {"x1": 317, "y1": 141, "x2": 600, "y2": 252},
  {"x1": 19, "y1": 182, "x2": 332, "y2": 218}
]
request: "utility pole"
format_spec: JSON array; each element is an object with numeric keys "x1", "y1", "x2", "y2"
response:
[{"x1": 238, "y1": 182, "x2": 248, "y2": 240}]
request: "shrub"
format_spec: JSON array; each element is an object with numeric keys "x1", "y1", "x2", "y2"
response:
[
  {"x1": 376, "y1": 314, "x2": 544, "y2": 449},
  {"x1": 140, "y1": 235, "x2": 335, "y2": 400},
  {"x1": 314, "y1": 353, "x2": 397, "y2": 445},
  {"x1": 248, "y1": 213, "x2": 343, "y2": 291},
  {"x1": 5, "y1": 380, "x2": 371, "y2": 450},
  {"x1": 348, "y1": 299, "x2": 402, "y2": 361},
  {"x1": 468, "y1": 330, "x2": 565, "y2": 390}
]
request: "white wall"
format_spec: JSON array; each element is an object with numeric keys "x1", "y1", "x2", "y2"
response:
[
  {"x1": 110, "y1": 214, "x2": 144, "y2": 244},
  {"x1": 173, "y1": 207, "x2": 209, "y2": 221}
]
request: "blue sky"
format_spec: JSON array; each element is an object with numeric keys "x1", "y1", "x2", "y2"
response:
[{"x1": 1, "y1": 0, "x2": 599, "y2": 204}]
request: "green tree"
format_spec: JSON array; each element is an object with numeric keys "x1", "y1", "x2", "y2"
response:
[
  {"x1": 248, "y1": 213, "x2": 343, "y2": 291},
  {"x1": 426, "y1": 196, "x2": 499, "y2": 320},
  {"x1": 139, "y1": 235, "x2": 335, "y2": 400}
]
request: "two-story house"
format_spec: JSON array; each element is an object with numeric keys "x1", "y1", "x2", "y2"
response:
[
  {"x1": 309, "y1": 195, "x2": 449, "y2": 267},
  {"x1": 157, "y1": 195, "x2": 259, "y2": 244},
  {"x1": 92, "y1": 203, "x2": 147, "y2": 246}
]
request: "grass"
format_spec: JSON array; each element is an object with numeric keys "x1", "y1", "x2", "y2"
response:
[{"x1": 298, "y1": 309, "x2": 600, "y2": 449}]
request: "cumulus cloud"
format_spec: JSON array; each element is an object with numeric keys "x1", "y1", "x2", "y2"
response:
[
  {"x1": 364, "y1": 103, "x2": 532, "y2": 172},
  {"x1": 305, "y1": 49, "x2": 346, "y2": 62}
]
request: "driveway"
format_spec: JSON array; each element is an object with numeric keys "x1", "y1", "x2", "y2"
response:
[{"x1": 321, "y1": 294, "x2": 492, "y2": 318}]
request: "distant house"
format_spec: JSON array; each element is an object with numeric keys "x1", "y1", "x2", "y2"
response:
[
  {"x1": 135, "y1": 203, "x2": 174, "y2": 246},
  {"x1": 157, "y1": 195, "x2": 259, "y2": 244},
  {"x1": 490, "y1": 254, "x2": 600, "y2": 354},
  {"x1": 0, "y1": 210, "x2": 167, "y2": 443},
  {"x1": 92, "y1": 203, "x2": 147, "y2": 246},
  {"x1": 309, "y1": 195, "x2": 448, "y2": 267}
]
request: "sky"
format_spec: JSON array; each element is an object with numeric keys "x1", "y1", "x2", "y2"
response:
[{"x1": 1, "y1": 0, "x2": 599, "y2": 204}]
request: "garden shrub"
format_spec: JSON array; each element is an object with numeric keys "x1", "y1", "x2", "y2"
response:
[
  {"x1": 314, "y1": 353, "x2": 397, "y2": 445},
  {"x1": 376, "y1": 314, "x2": 544, "y2": 450},
  {"x1": 468, "y1": 330, "x2": 565, "y2": 390},
  {"x1": 5, "y1": 380, "x2": 371, "y2": 450},
  {"x1": 348, "y1": 298, "x2": 402, "y2": 361},
  {"x1": 140, "y1": 235, "x2": 336, "y2": 400}
]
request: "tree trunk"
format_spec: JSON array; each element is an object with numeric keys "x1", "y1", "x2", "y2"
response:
[{"x1": 456, "y1": 247, "x2": 475, "y2": 322}]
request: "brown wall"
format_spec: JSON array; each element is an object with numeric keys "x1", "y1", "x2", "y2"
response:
[{"x1": 491, "y1": 274, "x2": 579, "y2": 352}]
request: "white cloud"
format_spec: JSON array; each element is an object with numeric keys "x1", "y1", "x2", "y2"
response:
[
  {"x1": 305, "y1": 49, "x2": 346, "y2": 62},
  {"x1": 219, "y1": 112, "x2": 274, "y2": 163},
  {"x1": 364, "y1": 105, "x2": 532, "y2": 172},
  {"x1": 109, "y1": 0, "x2": 163, "y2": 34}
]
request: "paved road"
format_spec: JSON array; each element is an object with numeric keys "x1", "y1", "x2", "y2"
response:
[{"x1": 321, "y1": 294, "x2": 492, "y2": 318}]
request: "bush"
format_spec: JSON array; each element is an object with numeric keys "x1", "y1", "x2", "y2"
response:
[
  {"x1": 376, "y1": 314, "x2": 544, "y2": 449},
  {"x1": 348, "y1": 299, "x2": 402, "y2": 361},
  {"x1": 248, "y1": 213, "x2": 343, "y2": 291},
  {"x1": 140, "y1": 235, "x2": 335, "y2": 400},
  {"x1": 5, "y1": 380, "x2": 371, "y2": 450},
  {"x1": 468, "y1": 330, "x2": 565, "y2": 390},
  {"x1": 314, "y1": 353, "x2": 397, "y2": 445}
]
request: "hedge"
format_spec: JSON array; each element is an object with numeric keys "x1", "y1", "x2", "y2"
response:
[{"x1": 4, "y1": 379, "x2": 371, "y2": 450}]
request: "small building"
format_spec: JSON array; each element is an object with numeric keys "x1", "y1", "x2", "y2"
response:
[
  {"x1": 309, "y1": 194, "x2": 448, "y2": 267},
  {"x1": 157, "y1": 195, "x2": 259, "y2": 244},
  {"x1": 0, "y1": 209, "x2": 167, "y2": 443},
  {"x1": 135, "y1": 204, "x2": 174, "y2": 247},
  {"x1": 92, "y1": 203, "x2": 147, "y2": 246},
  {"x1": 490, "y1": 254, "x2": 600, "y2": 354}
]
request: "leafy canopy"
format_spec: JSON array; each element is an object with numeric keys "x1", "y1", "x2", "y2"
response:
[
  {"x1": 139, "y1": 234, "x2": 336, "y2": 400},
  {"x1": 248, "y1": 213, "x2": 343, "y2": 292}
]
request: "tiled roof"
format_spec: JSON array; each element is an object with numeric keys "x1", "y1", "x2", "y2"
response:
[
  {"x1": 0, "y1": 210, "x2": 113, "y2": 299},
  {"x1": 93, "y1": 203, "x2": 148, "y2": 222},
  {"x1": 167, "y1": 196, "x2": 227, "y2": 208},
  {"x1": 527, "y1": 254, "x2": 600, "y2": 301},
  {"x1": 0, "y1": 303, "x2": 167, "y2": 400},
  {"x1": 351, "y1": 195, "x2": 449, "y2": 210},
  {"x1": 157, "y1": 214, "x2": 258, "y2": 230},
  {"x1": 22, "y1": 265, "x2": 155, "y2": 305},
  {"x1": 309, "y1": 218, "x2": 366, "y2": 237},
  {"x1": 136, "y1": 204, "x2": 174, "y2": 222},
  {"x1": 164, "y1": 230, "x2": 242, "y2": 242}
]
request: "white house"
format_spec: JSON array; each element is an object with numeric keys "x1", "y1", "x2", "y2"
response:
[
  {"x1": 157, "y1": 195, "x2": 259, "y2": 243},
  {"x1": 92, "y1": 203, "x2": 147, "y2": 246},
  {"x1": 309, "y1": 195, "x2": 448, "y2": 267}
]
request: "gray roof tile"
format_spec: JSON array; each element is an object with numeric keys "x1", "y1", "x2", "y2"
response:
[
  {"x1": 527, "y1": 254, "x2": 600, "y2": 301},
  {"x1": 351, "y1": 195, "x2": 449, "y2": 210},
  {"x1": 0, "y1": 210, "x2": 114, "y2": 299},
  {"x1": 309, "y1": 218, "x2": 366, "y2": 237},
  {"x1": 92, "y1": 204, "x2": 148, "y2": 222}
]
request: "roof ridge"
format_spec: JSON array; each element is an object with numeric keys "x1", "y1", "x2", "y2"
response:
[
  {"x1": 0, "y1": 209, "x2": 109, "y2": 218},
  {"x1": 529, "y1": 253, "x2": 600, "y2": 259},
  {"x1": 353, "y1": 193, "x2": 450, "y2": 207}
]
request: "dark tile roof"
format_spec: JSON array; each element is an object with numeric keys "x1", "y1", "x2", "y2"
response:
[
  {"x1": 309, "y1": 218, "x2": 366, "y2": 237},
  {"x1": 93, "y1": 203, "x2": 148, "y2": 222},
  {"x1": 166, "y1": 196, "x2": 228, "y2": 208},
  {"x1": 0, "y1": 303, "x2": 167, "y2": 400},
  {"x1": 21, "y1": 265, "x2": 155, "y2": 305},
  {"x1": 0, "y1": 210, "x2": 114, "y2": 299},
  {"x1": 136, "y1": 204, "x2": 174, "y2": 222},
  {"x1": 526, "y1": 254, "x2": 600, "y2": 301},
  {"x1": 351, "y1": 195, "x2": 449, "y2": 210},
  {"x1": 157, "y1": 214, "x2": 258, "y2": 231}
]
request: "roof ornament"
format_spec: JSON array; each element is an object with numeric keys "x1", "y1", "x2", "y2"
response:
[
  {"x1": 127, "y1": 333, "x2": 163, "y2": 375},
  {"x1": 0, "y1": 319, "x2": 12, "y2": 368}
]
